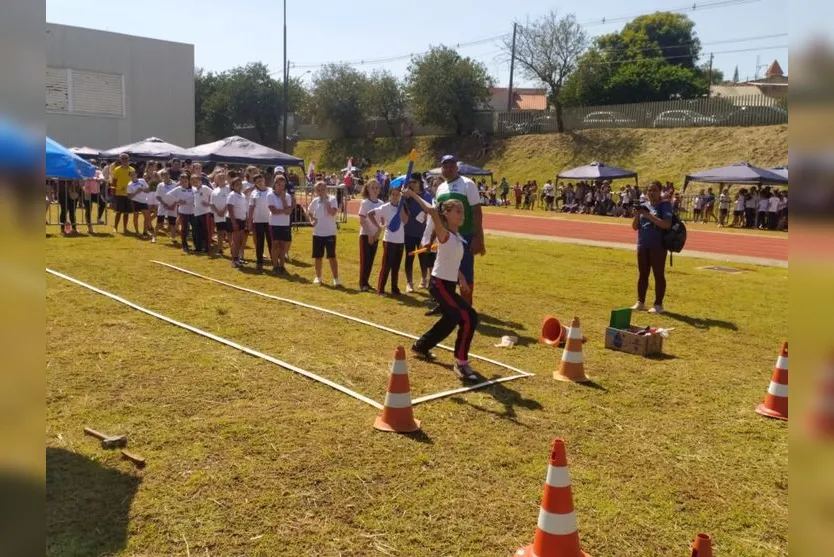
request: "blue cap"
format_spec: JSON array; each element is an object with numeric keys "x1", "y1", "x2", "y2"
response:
[{"x1": 440, "y1": 154, "x2": 457, "y2": 165}]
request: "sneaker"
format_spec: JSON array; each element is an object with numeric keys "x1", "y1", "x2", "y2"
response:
[
  {"x1": 411, "y1": 344, "x2": 437, "y2": 361},
  {"x1": 391, "y1": 288, "x2": 402, "y2": 296},
  {"x1": 453, "y1": 362, "x2": 479, "y2": 382},
  {"x1": 333, "y1": 278, "x2": 343, "y2": 287},
  {"x1": 630, "y1": 301, "x2": 647, "y2": 311},
  {"x1": 359, "y1": 285, "x2": 371, "y2": 293},
  {"x1": 151, "y1": 236, "x2": 156, "y2": 244},
  {"x1": 648, "y1": 304, "x2": 665, "y2": 314},
  {"x1": 272, "y1": 265, "x2": 280, "y2": 274},
  {"x1": 313, "y1": 276, "x2": 322, "y2": 285},
  {"x1": 406, "y1": 283, "x2": 414, "y2": 293},
  {"x1": 425, "y1": 305, "x2": 442, "y2": 316}
]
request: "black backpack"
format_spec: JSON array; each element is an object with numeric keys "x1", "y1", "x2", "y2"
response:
[{"x1": 662, "y1": 212, "x2": 687, "y2": 265}]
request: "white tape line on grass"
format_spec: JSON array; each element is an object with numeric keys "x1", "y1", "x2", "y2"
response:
[
  {"x1": 46, "y1": 268, "x2": 383, "y2": 410},
  {"x1": 152, "y1": 261, "x2": 536, "y2": 381},
  {"x1": 411, "y1": 373, "x2": 533, "y2": 405}
]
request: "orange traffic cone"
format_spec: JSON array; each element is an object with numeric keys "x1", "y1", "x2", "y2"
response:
[
  {"x1": 515, "y1": 438, "x2": 590, "y2": 557},
  {"x1": 807, "y1": 357, "x2": 834, "y2": 436},
  {"x1": 756, "y1": 341, "x2": 788, "y2": 420},
  {"x1": 690, "y1": 533, "x2": 713, "y2": 557},
  {"x1": 541, "y1": 316, "x2": 588, "y2": 348},
  {"x1": 374, "y1": 346, "x2": 421, "y2": 433},
  {"x1": 554, "y1": 317, "x2": 590, "y2": 383}
]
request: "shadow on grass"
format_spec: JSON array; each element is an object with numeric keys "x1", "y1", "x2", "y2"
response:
[
  {"x1": 88, "y1": 232, "x2": 115, "y2": 238},
  {"x1": 578, "y1": 379, "x2": 608, "y2": 392},
  {"x1": 286, "y1": 258, "x2": 312, "y2": 269},
  {"x1": 1, "y1": 471, "x2": 43, "y2": 556},
  {"x1": 46, "y1": 447, "x2": 140, "y2": 557},
  {"x1": 646, "y1": 352, "x2": 678, "y2": 361},
  {"x1": 663, "y1": 311, "x2": 738, "y2": 331},
  {"x1": 449, "y1": 379, "x2": 542, "y2": 427},
  {"x1": 403, "y1": 429, "x2": 433, "y2": 444}
]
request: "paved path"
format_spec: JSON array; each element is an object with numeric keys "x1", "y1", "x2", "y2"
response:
[{"x1": 346, "y1": 201, "x2": 788, "y2": 264}]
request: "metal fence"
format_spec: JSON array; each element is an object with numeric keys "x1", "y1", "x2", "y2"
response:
[{"x1": 492, "y1": 94, "x2": 788, "y2": 136}]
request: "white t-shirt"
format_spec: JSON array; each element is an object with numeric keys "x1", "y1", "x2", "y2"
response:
[
  {"x1": 432, "y1": 231, "x2": 465, "y2": 282},
  {"x1": 718, "y1": 193, "x2": 730, "y2": 210},
  {"x1": 127, "y1": 179, "x2": 149, "y2": 204},
  {"x1": 693, "y1": 196, "x2": 703, "y2": 209},
  {"x1": 745, "y1": 196, "x2": 757, "y2": 209},
  {"x1": 358, "y1": 198, "x2": 383, "y2": 236},
  {"x1": 308, "y1": 195, "x2": 338, "y2": 237},
  {"x1": 227, "y1": 190, "x2": 248, "y2": 222},
  {"x1": 267, "y1": 191, "x2": 293, "y2": 226},
  {"x1": 758, "y1": 198, "x2": 770, "y2": 212},
  {"x1": 210, "y1": 185, "x2": 231, "y2": 222},
  {"x1": 169, "y1": 186, "x2": 194, "y2": 215},
  {"x1": 249, "y1": 188, "x2": 272, "y2": 223},
  {"x1": 372, "y1": 202, "x2": 405, "y2": 244},
  {"x1": 543, "y1": 183, "x2": 555, "y2": 197},
  {"x1": 155, "y1": 182, "x2": 177, "y2": 217},
  {"x1": 147, "y1": 190, "x2": 157, "y2": 206},
  {"x1": 768, "y1": 196, "x2": 780, "y2": 212},
  {"x1": 735, "y1": 196, "x2": 744, "y2": 211},
  {"x1": 193, "y1": 184, "x2": 213, "y2": 217}
]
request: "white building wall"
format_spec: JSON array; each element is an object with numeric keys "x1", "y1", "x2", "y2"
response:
[{"x1": 46, "y1": 23, "x2": 195, "y2": 150}]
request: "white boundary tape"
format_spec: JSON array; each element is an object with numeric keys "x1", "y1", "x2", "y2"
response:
[
  {"x1": 151, "y1": 261, "x2": 535, "y2": 404},
  {"x1": 46, "y1": 268, "x2": 384, "y2": 410}
]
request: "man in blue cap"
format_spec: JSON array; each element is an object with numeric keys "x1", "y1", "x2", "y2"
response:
[{"x1": 434, "y1": 154, "x2": 485, "y2": 304}]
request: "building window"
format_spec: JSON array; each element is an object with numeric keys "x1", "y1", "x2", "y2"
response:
[{"x1": 46, "y1": 67, "x2": 124, "y2": 117}]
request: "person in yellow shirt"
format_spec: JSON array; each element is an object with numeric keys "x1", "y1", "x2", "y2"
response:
[{"x1": 110, "y1": 153, "x2": 135, "y2": 234}]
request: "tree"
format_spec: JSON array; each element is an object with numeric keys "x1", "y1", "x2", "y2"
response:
[
  {"x1": 309, "y1": 63, "x2": 368, "y2": 138},
  {"x1": 194, "y1": 63, "x2": 303, "y2": 145},
  {"x1": 562, "y1": 12, "x2": 711, "y2": 106},
  {"x1": 501, "y1": 11, "x2": 588, "y2": 132},
  {"x1": 733, "y1": 65, "x2": 740, "y2": 83},
  {"x1": 407, "y1": 46, "x2": 493, "y2": 136},
  {"x1": 362, "y1": 70, "x2": 405, "y2": 136}
]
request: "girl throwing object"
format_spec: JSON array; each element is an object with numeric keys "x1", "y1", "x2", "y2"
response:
[{"x1": 403, "y1": 188, "x2": 479, "y2": 382}]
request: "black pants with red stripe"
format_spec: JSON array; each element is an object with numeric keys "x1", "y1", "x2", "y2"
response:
[
  {"x1": 415, "y1": 277, "x2": 479, "y2": 361},
  {"x1": 253, "y1": 222, "x2": 273, "y2": 265},
  {"x1": 377, "y1": 241, "x2": 404, "y2": 293},
  {"x1": 359, "y1": 235, "x2": 379, "y2": 288}
]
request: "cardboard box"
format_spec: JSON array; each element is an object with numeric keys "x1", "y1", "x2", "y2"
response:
[{"x1": 605, "y1": 326, "x2": 664, "y2": 356}]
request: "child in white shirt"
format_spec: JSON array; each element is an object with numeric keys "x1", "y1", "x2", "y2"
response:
[
  {"x1": 226, "y1": 175, "x2": 249, "y2": 267},
  {"x1": 368, "y1": 186, "x2": 409, "y2": 295},
  {"x1": 357, "y1": 180, "x2": 383, "y2": 291},
  {"x1": 307, "y1": 181, "x2": 341, "y2": 286},
  {"x1": 266, "y1": 173, "x2": 293, "y2": 274},
  {"x1": 126, "y1": 169, "x2": 151, "y2": 237}
]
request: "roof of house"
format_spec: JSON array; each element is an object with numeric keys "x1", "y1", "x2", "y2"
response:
[
  {"x1": 766, "y1": 59, "x2": 784, "y2": 79},
  {"x1": 489, "y1": 87, "x2": 548, "y2": 110}
]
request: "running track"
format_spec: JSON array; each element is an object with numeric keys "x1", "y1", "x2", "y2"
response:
[{"x1": 346, "y1": 201, "x2": 788, "y2": 261}]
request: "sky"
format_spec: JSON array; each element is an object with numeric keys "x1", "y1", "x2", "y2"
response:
[{"x1": 46, "y1": 0, "x2": 791, "y2": 87}]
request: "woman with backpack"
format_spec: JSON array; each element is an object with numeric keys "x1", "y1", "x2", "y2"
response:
[{"x1": 630, "y1": 180, "x2": 673, "y2": 314}]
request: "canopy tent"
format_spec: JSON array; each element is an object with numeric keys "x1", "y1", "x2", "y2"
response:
[
  {"x1": 188, "y1": 136, "x2": 304, "y2": 167},
  {"x1": 101, "y1": 136, "x2": 193, "y2": 160},
  {"x1": 69, "y1": 146, "x2": 101, "y2": 160},
  {"x1": 557, "y1": 161, "x2": 637, "y2": 182},
  {"x1": 771, "y1": 165, "x2": 788, "y2": 180},
  {"x1": 683, "y1": 161, "x2": 788, "y2": 192},
  {"x1": 47, "y1": 137, "x2": 97, "y2": 179},
  {"x1": 426, "y1": 161, "x2": 492, "y2": 179}
]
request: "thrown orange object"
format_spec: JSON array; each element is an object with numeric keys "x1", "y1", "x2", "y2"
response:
[
  {"x1": 756, "y1": 341, "x2": 788, "y2": 421},
  {"x1": 515, "y1": 438, "x2": 590, "y2": 557},
  {"x1": 374, "y1": 346, "x2": 421, "y2": 433},
  {"x1": 690, "y1": 533, "x2": 713, "y2": 557},
  {"x1": 541, "y1": 316, "x2": 587, "y2": 347},
  {"x1": 554, "y1": 317, "x2": 590, "y2": 383}
]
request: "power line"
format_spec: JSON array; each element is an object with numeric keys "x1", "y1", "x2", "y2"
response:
[
  {"x1": 284, "y1": 0, "x2": 765, "y2": 72},
  {"x1": 575, "y1": 44, "x2": 788, "y2": 68}
]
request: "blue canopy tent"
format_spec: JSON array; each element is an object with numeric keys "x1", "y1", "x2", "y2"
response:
[
  {"x1": 683, "y1": 161, "x2": 788, "y2": 192},
  {"x1": 557, "y1": 161, "x2": 637, "y2": 182},
  {"x1": 47, "y1": 137, "x2": 96, "y2": 179},
  {"x1": 101, "y1": 136, "x2": 193, "y2": 160},
  {"x1": 187, "y1": 136, "x2": 304, "y2": 168},
  {"x1": 426, "y1": 161, "x2": 492, "y2": 181}
]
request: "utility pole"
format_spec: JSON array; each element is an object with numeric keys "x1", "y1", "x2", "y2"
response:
[
  {"x1": 507, "y1": 22, "x2": 517, "y2": 111},
  {"x1": 707, "y1": 52, "x2": 714, "y2": 95},
  {"x1": 282, "y1": 0, "x2": 288, "y2": 152}
]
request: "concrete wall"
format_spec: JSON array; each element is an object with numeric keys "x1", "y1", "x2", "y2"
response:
[{"x1": 46, "y1": 23, "x2": 194, "y2": 150}]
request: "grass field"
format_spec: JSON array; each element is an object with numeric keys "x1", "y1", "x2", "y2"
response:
[
  {"x1": 46, "y1": 218, "x2": 787, "y2": 556},
  {"x1": 293, "y1": 125, "x2": 788, "y2": 186}
]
